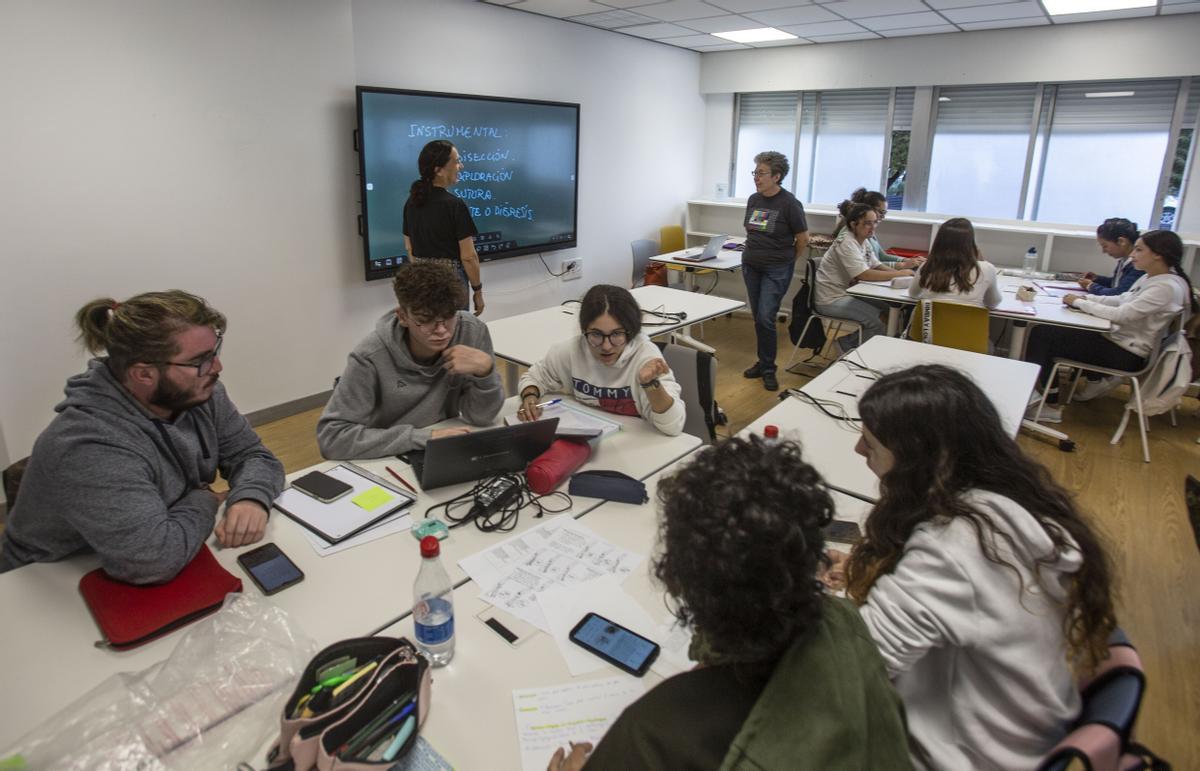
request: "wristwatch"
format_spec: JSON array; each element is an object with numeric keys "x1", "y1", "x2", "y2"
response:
[
  {"x1": 471, "y1": 283, "x2": 483, "y2": 291},
  {"x1": 639, "y1": 378, "x2": 661, "y2": 390}
]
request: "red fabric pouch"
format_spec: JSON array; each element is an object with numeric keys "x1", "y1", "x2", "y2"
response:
[
  {"x1": 78, "y1": 543, "x2": 242, "y2": 649},
  {"x1": 525, "y1": 439, "x2": 593, "y2": 495}
]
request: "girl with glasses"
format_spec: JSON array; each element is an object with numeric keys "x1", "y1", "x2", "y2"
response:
[{"x1": 516, "y1": 285, "x2": 684, "y2": 435}]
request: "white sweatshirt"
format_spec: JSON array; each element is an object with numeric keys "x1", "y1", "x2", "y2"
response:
[
  {"x1": 1073, "y1": 273, "x2": 1189, "y2": 357},
  {"x1": 815, "y1": 231, "x2": 882, "y2": 307},
  {"x1": 908, "y1": 261, "x2": 1001, "y2": 309},
  {"x1": 858, "y1": 490, "x2": 1083, "y2": 771},
  {"x1": 517, "y1": 334, "x2": 685, "y2": 436}
]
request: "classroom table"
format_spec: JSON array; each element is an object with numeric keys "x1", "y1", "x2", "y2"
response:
[
  {"x1": 846, "y1": 273, "x2": 1111, "y2": 359},
  {"x1": 741, "y1": 336, "x2": 1040, "y2": 501},
  {"x1": 0, "y1": 396, "x2": 698, "y2": 754},
  {"x1": 375, "y1": 456, "x2": 871, "y2": 770},
  {"x1": 486, "y1": 285, "x2": 744, "y2": 392}
]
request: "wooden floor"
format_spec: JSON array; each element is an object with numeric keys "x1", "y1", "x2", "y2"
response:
[{"x1": 256, "y1": 314, "x2": 1200, "y2": 767}]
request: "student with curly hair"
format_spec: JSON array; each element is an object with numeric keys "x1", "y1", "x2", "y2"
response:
[
  {"x1": 835, "y1": 365, "x2": 1117, "y2": 770},
  {"x1": 548, "y1": 436, "x2": 913, "y2": 771},
  {"x1": 317, "y1": 261, "x2": 503, "y2": 459}
]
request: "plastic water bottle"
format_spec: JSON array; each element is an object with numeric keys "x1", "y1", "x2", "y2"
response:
[
  {"x1": 763, "y1": 425, "x2": 780, "y2": 444},
  {"x1": 1023, "y1": 247, "x2": 1039, "y2": 278},
  {"x1": 414, "y1": 536, "x2": 454, "y2": 666}
]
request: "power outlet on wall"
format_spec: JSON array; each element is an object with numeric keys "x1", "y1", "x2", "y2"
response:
[{"x1": 561, "y1": 258, "x2": 582, "y2": 281}]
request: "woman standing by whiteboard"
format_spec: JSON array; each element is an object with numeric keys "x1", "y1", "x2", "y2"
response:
[{"x1": 404, "y1": 140, "x2": 485, "y2": 315}]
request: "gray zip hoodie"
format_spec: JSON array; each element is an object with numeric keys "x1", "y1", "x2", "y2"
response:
[
  {"x1": 0, "y1": 360, "x2": 284, "y2": 583},
  {"x1": 316, "y1": 310, "x2": 504, "y2": 459}
]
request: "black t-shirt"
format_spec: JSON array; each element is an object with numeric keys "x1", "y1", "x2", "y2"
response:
[
  {"x1": 743, "y1": 188, "x2": 808, "y2": 267},
  {"x1": 402, "y1": 186, "x2": 478, "y2": 261},
  {"x1": 583, "y1": 661, "x2": 773, "y2": 770}
]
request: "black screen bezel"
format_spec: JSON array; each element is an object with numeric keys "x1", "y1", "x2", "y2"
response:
[{"x1": 568, "y1": 612, "x2": 660, "y2": 677}]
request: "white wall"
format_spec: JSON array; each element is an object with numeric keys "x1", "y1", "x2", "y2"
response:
[
  {"x1": 0, "y1": 0, "x2": 705, "y2": 468},
  {"x1": 351, "y1": 0, "x2": 703, "y2": 309}
]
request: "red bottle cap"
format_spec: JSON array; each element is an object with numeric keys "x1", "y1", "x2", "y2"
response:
[
  {"x1": 764, "y1": 425, "x2": 779, "y2": 439},
  {"x1": 420, "y1": 535, "x2": 441, "y2": 558}
]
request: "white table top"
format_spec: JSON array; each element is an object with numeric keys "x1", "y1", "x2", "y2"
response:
[
  {"x1": 650, "y1": 247, "x2": 744, "y2": 272},
  {"x1": 742, "y1": 336, "x2": 1039, "y2": 501},
  {"x1": 376, "y1": 453, "x2": 871, "y2": 770},
  {"x1": 0, "y1": 396, "x2": 697, "y2": 753},
  {"x1": 487, "y1": 285, "x2": 744, "y2": 368},
  {"x1": 847, "y1": 274, "x2": 1111, "y2": 332}
]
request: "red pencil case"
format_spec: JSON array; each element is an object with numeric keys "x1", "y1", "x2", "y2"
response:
[{"x1": 79, "y1": 543, "x2": 242, "y2": 649}]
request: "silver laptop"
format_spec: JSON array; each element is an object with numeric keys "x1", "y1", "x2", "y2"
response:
[{"x1": 678, "y1": 234, "x2": 727, "y2": 262}]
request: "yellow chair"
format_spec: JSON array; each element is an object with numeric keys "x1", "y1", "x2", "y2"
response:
[
  {"x1": 659, "y1": 225, "x2": 685, "y2": 253},
  {"x1": 907, "y1": 300, "x2": 990, "y2": 354}
]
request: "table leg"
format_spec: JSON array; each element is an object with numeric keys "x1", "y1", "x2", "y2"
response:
[
  {"x1": 885, "y1": 306, "x2": 901, "y2": 337},
  {"x1": 502, "y1": 360, "x2": 519, "y2": 396},
  {"x1": 1008, "y1": 321, "x2": 1028, "y2": 360}
]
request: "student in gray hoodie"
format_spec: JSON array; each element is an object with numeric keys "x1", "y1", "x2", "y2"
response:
[
  {"x1": 317, "y1": 261, "x2": 504, "y2": 460},
  {"x1": 0, "y1": 291, "x2": 284, "y2": 584}
]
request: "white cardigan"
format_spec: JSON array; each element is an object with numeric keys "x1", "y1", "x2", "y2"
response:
[
  {"x1": 859, "y1": 490, "x2": 1083, "y2": 770},
  {"x1": 1073, "y1": 273, "x2": 1189, "y2": 356}
]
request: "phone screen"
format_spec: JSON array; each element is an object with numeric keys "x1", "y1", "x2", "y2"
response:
[
  {"x1": 569, "y1": 613, "x2": 659, "y2": 675},
  {"x1": 238, "y1": 544, "x2": 304, "y2": 595}
]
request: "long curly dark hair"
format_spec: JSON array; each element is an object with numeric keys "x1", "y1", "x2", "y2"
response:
[
  {"x1": 844, "y1": 365, "x2": 1116, "y2": 671},
  {"x1": 654, "y1": 436, "x2": 834, "y2": 663}
]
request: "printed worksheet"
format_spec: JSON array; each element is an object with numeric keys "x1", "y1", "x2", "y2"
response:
[
  {"x1": 512, "y1": 677, "x2": 644, "y2": 771},
  {"x1": 459, "y1": 520, "x2": 644, "y2": 632}
]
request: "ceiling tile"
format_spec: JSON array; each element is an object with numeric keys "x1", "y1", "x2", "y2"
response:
[
  {"x1": 1050, "y1": 7, "x2": 1156, "y2": 23},
  {"x1": 940, "y1": 1, "x2": 1044, "y2": 23},
  {"x1": 803, "y1": 30, "x2": 881, "y2": 41},
  {"x1": 598, "y1": 0, "x2": 685, "y2": 7},
  {"x1": 877, "y1": 23, "x2": 958, "y2": 36},
  {"x1": 705, "y1": 0, "x2": 813, "y2": 11},
  {"x1": 693, "y1": 42, "x2": 754, "y2": 49},
  {"x1": 634, "y1": 0, "x2": 732, "y2": 21},
  {"x1": 620, "y1": 20, "x2": 701, "y2": 36},
  {"x1": 507, "y1": 0, "x2": 610, "y2": 17},
  {"x1": 482, "y1": 0, "x2": 523, "y2": 5},
  {"x1": 751, "y1": 37, "x2": 812, "y2": 46},
  {"x1": 817, "y1": 0, "x2": 930, "y2": 17},
  {"x1": 1162, "y1": 1, "x2": 1200, "y2": 11},
  {"x1": 778, "y1": 18, "x2": 866, "y2": 34},
  {"x1": 924, "y1": 0, "x2": 1028, "y2": 7},
  {"x1": 660, "y1": 32, "x2": 725, "y2": 45},
  {"x1": 858, "y1": 11, "x2": 949, "y2": 30},
  {"x1": 958, "y1": 16, "x2": 1049, "y2": 29},
  {"x1": 568, "y1": 8, "x2": 660, "y2": 26},
  {"x1": 745, "y1": 5, "x2": 841, "y2": 24},
  {"x1": 678, "y1": 14, "x2": 765, "y2": 31}
]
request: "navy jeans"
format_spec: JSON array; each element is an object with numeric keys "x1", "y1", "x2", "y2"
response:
[{"x1": 742, "y1": 260, "x2": 796, "y2": 374}]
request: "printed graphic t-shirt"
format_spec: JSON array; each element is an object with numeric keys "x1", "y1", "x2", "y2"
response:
[{"x1": 743, "y1": 189, "x2": 808, "y2": 268}]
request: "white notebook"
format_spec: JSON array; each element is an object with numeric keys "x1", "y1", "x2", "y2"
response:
[
  {"x1": 273, "y1": 463, "x2": 416, "y2": 544},
  {"x1": 504, "y1": 401, "x2": 621, "y2": 439}
]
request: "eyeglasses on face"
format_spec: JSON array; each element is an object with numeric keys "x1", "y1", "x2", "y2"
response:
[
  {"x1": 584, "y1": 329, "x2": 628, "y2": 348},
  {"x1": 412, "y1": 315, "x2": 458, "y2": 332},
  {"x1": 157, "y1": 335, "x2": 223, "y2": 377},
  {"x1": 751, "y1": 170, "x2": 775, "y2": 178}
]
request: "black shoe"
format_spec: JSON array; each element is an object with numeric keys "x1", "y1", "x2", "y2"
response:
[
  {"x1": 763, "y1": 372, "x2": 779, "y2": 391},
  {"x1": 743, "y1": 363, "x2": 764, "y2": 379}
]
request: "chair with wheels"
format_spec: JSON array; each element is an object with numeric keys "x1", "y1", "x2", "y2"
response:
[
  {"x1": 630, "y1": 239, "x2": 658, "y2": 288},
  {"x1": 783, "y1": 257, "x2": 862, "y2": 373},
  {"x1": 905, "y1": 300, "x2": 991, "y2": 354}
]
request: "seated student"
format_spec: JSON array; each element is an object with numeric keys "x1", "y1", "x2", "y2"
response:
[
  {"x1": 516, "y1": 284, "x2": 684, "y2": 436},
  {"x1": 814, "y1": 201, "x2": 914, "y2": 352},
  {"x1": 907, "y1": 217, "x2": 1000, "y2": 309},
  {"x1": 317, "y1": 261, "x2": 504, "y2": 459},
  {"x1": 1024, "y1": 230, "x2": 1195, "y2": 422},
  {"x1": 0, "y1": 291, "x2": 285, "y2": 584},
  {"x1": 831, "y1": 365, "x2": 1116, "y2": 770},
  {"x1": 548, "y1": 436, "x2": 913, "y2": 771},
  {"x1": 841, "y1": 188, "x2": 924, "y2": 269},
  {"x1": 1080, "y1": 217, "x2": 1144, "y2": 297}
]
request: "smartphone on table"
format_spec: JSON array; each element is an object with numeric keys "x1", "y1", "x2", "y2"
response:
[
  {"x1": 237, "y1": 543, "x2": 305, "y2": 595},
  {"x1": 569, "y1": 612, "x2": 660, "y2": 677},
  {"x1": 291, "y1": 470, "x2": 353, "y2": 503}
]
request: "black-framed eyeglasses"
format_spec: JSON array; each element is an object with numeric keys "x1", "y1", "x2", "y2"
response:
[
  {"x1": 584, "y1": 329, "x2": 628, "y2": 348},
  {"x1": 411, "y1": 315, "x2": 458, "y2": 332},
  {"x1": 156, "y1": 335, "x2": 223, "y2": 376},
  {"x1": 874, "y1": 208, "x2": 887, "y2": 221}
]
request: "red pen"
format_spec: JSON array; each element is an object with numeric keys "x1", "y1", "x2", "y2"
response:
[{"x1": 386, "y1": 466, "x2": 419, "y2": 495}]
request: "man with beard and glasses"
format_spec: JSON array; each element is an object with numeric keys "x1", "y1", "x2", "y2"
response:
[{"x1": 0, "y1": 291, "x2": 284, "y2": 583}]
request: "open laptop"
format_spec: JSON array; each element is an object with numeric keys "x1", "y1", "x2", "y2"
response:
[
  {"x1": 398, "y1": 418, "x2": 559, "y2": 490},
  {"x1": 676, "y1": 234, "x2": 727, "y2": 262}
]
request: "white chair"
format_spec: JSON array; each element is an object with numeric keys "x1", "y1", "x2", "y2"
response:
[{"x1": 783, "y1": 256, "x2": 863, "y2": 373}]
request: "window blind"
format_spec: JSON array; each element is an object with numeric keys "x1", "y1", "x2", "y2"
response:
[
  {"x1": 1051, "y1": 79, "x2": 1179, "y2": 134},
  {"x1": 935, "y1": 84, "x2": 1037, "y2": 133},
  {"x1": 738, "y1": 92, "x2": 799, "y2": 128}
]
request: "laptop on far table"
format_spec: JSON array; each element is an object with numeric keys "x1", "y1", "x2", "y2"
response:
[
  {"x1": 676, "y1": 234, "x2": 727, "y2": 262},
  {"x1": 399, "y1": 418, "x2": 559, "y2": 490}
]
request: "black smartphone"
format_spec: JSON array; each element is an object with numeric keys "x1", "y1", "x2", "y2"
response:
[
  {"x1": 291, "y1": 470, "x2": 353, "y2": 503},
  {"x1": 825, "y1": 519, "x2": 863, "y2": 545},
  {"x1": 568, "y1": 612, "x2": 660, "y2": 677},
  {"x1": 237, "y1": 543, "x2": 305, "y2": 595}
]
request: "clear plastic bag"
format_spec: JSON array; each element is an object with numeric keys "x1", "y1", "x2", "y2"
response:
[{"x1": 3, "y1": 592, "x2": 315, "y2": 770}]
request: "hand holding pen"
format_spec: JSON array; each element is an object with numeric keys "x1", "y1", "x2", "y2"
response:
[{"x1": 517, "y1": 394, "x2": 561, "y2": 422}]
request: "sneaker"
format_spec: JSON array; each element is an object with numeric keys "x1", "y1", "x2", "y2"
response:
[
  {"x1": 743, "y1": 363, "x2": 764, "y2": 379},
  {"x1": 763, "y1": 371, "x2": 779, "y2": 391},
  {"x1": 1025, "y1": 402, "x2": 1062, "y2": 424},
  {"x1": 1073, "y1": 376, "x2": 1118, "y2": 403}
]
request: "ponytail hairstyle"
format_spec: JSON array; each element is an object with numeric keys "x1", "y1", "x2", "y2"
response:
[
  {"x1": 920, "y1": 217, "x2": 982, "y2": 293},
  {"x1": 1140, "y1": 229, "x2": 1199, "y2": 313},
  {"x1": 409, "y1": 140, "x2": 456, "y2": 208},
  {"x1": 75, "y1": 290, "x2": 226, "y2": 377},
  {"x1": 1095, "y1": 217, "x2": 1139, "y2": 248},
  {"x1": 832, "y1": 189, "x2": 885, "y2": 239},
  {"x1": 831, "y1": 200, "x2": 875, "y2": 241}
]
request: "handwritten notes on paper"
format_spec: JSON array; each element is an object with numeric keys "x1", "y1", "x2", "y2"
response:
[{"x1": 512, "y1": 677, "x2": 644, "y2": 771}]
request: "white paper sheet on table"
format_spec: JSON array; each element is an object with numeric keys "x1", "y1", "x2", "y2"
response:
[
  {"x1": 653, "y1": 618, "x2": 697, "y2": 679},
  {"x1": 537, "y1": 575, "x2": 659, "y2": 676},
  {"x1": 300, "y1": 511, "x2": 413, "y2": 557},
  {"x1": 512, "y1": 677, "x2": 644, "y2": 771},
  {"x1": 504, "y1": 402, "x2": 621, "y2": 438},
  {"x1": 460, "y1": 520, "x2": 644, "y2": 632}
]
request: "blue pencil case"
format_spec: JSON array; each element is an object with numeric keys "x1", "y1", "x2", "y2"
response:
[{"x1": 568, "y1": 469, "x2": 649, "y2": 504}]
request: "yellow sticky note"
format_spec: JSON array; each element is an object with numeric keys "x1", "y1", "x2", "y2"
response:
[{"x1": 351, "y1": 486, "x2": 394, "y2": 511}]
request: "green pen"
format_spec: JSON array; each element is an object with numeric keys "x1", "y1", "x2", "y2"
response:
[{"x1": 310, "y1": 672, "x2": 354, "y2": 694}]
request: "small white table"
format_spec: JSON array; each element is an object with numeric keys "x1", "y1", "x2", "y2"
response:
[
  {"x1": 487, "y1": 285, "x2": 744, "y2": 392},
  {"x1": 846, "y1": 274, "x2": 1111, "y2": 359}
]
